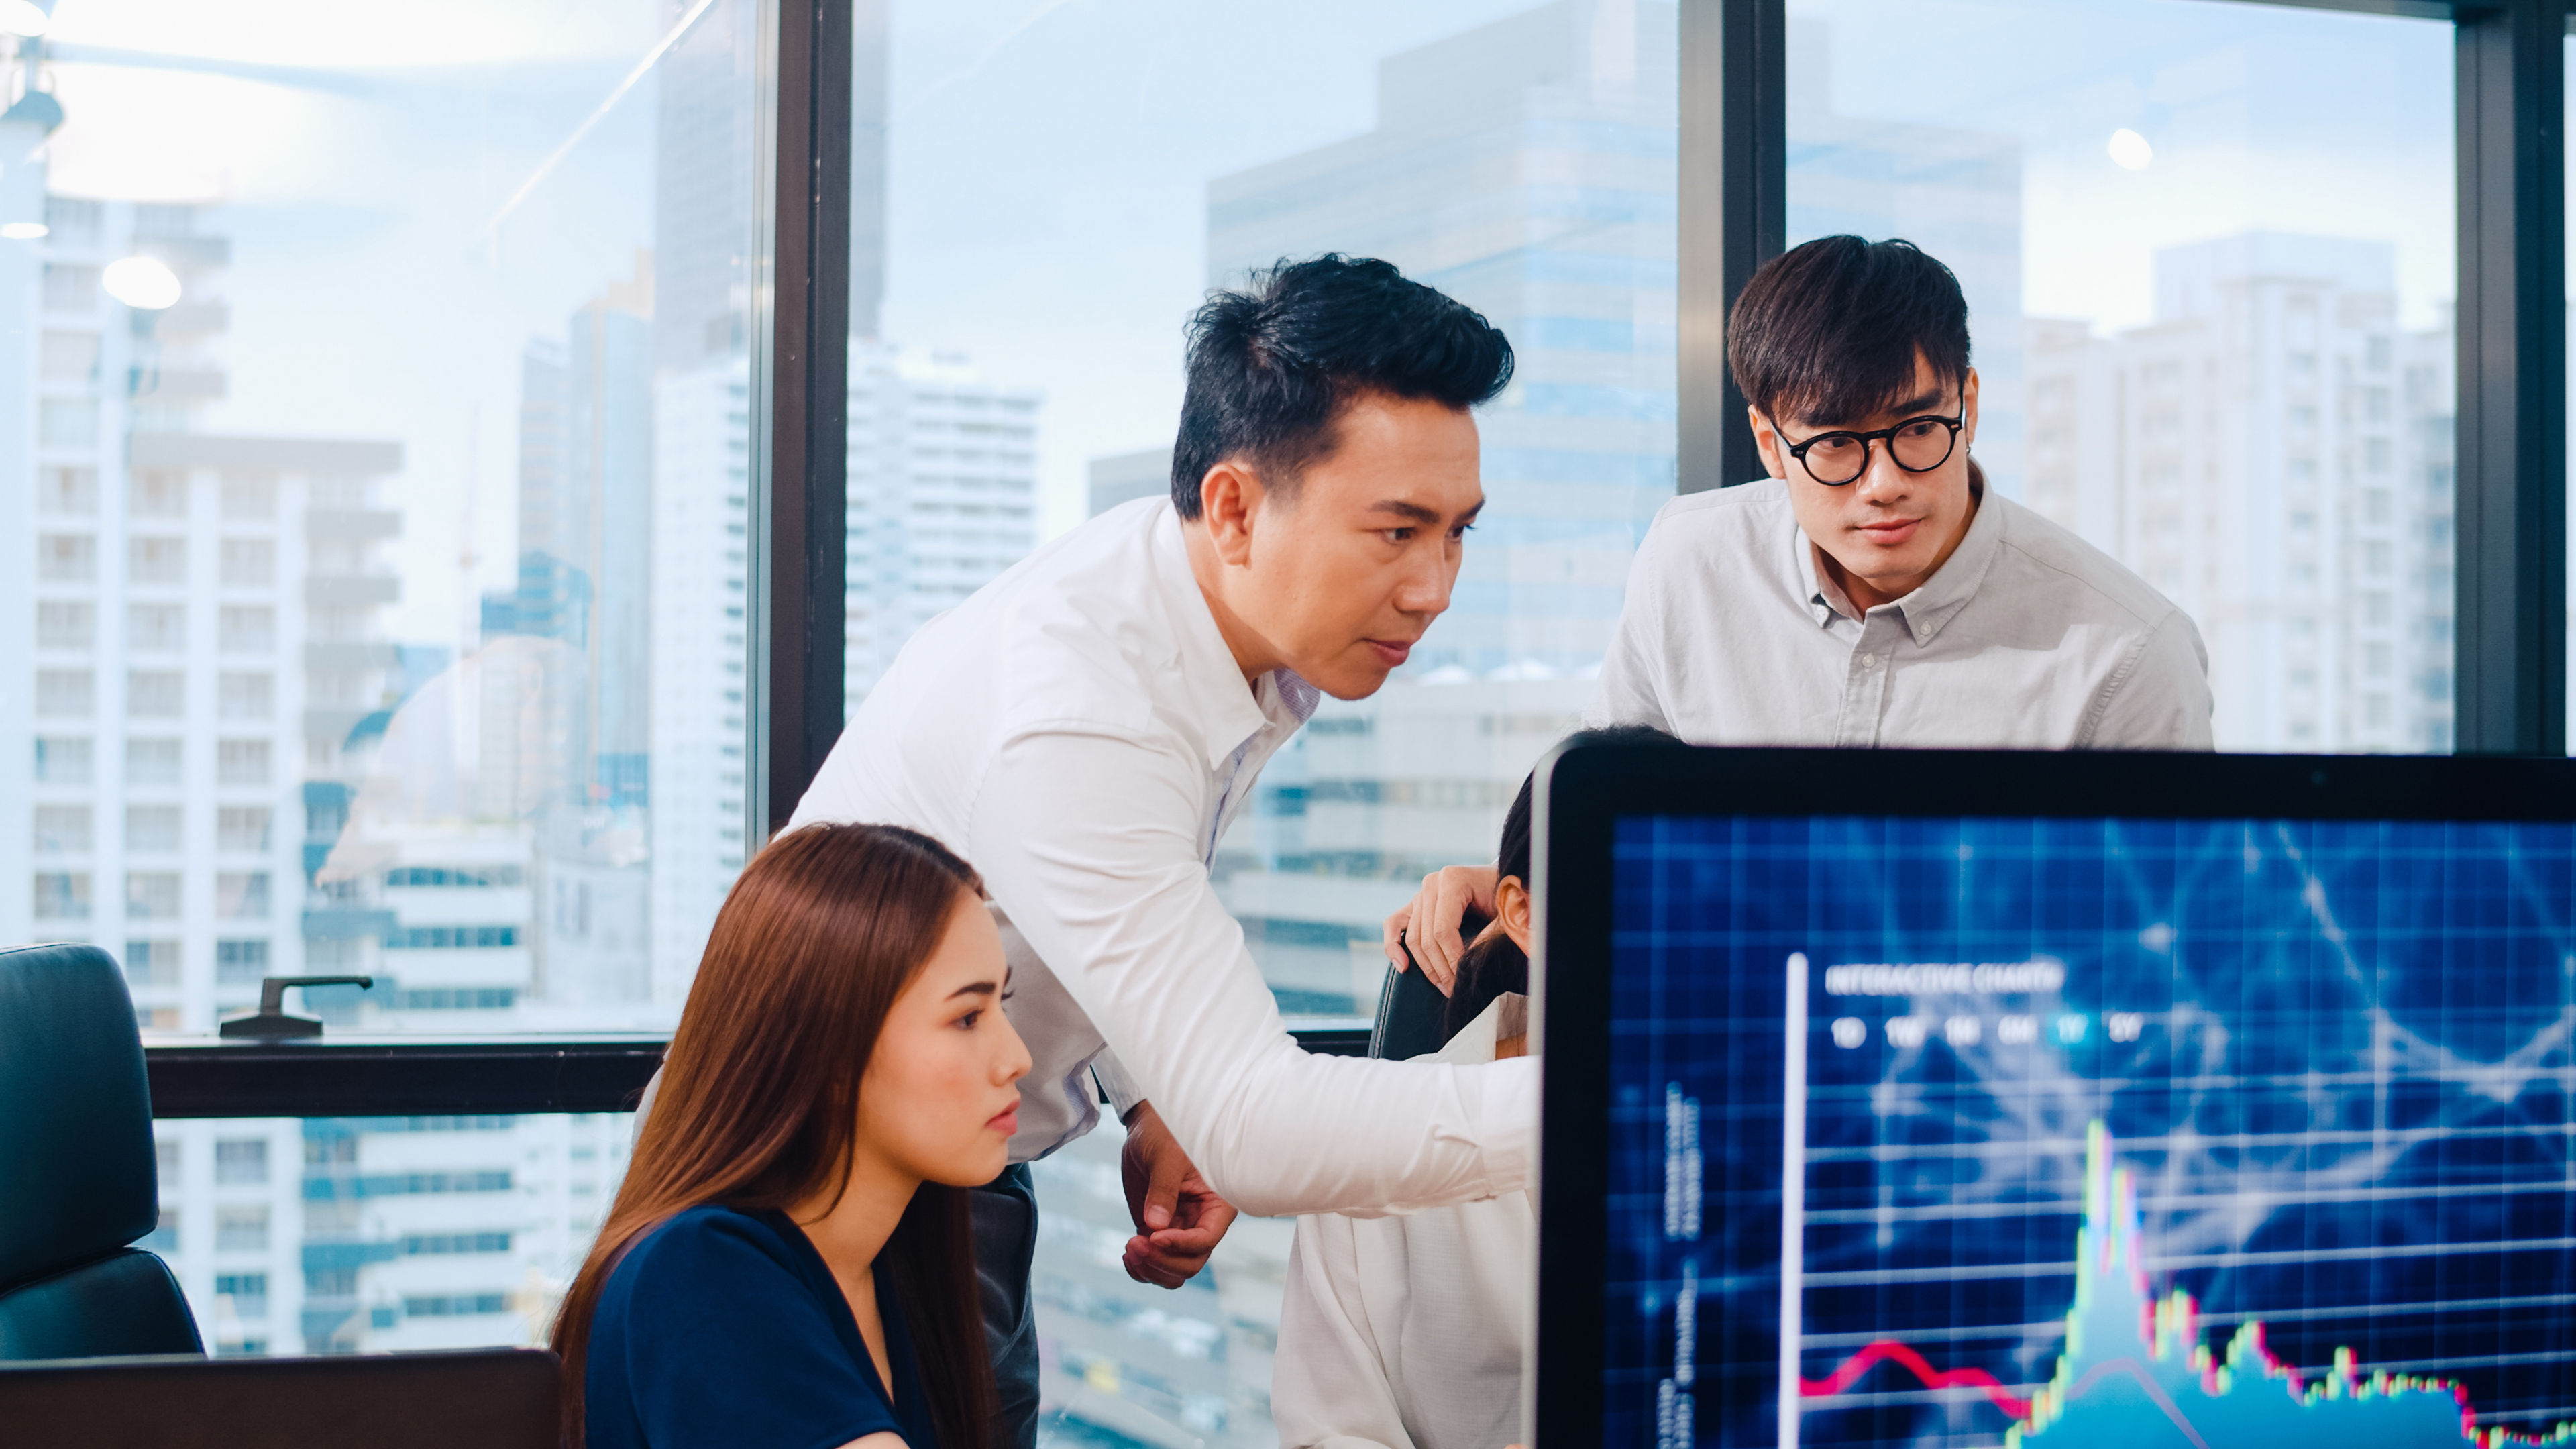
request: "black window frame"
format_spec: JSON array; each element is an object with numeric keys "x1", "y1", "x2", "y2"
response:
[{"x1": 144, "y1": 0, "x2": 2560, "y2": 1117}]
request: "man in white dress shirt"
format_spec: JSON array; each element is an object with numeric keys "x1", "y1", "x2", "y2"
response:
[
  {"x1": 1387, "y1": 236, "x2": 2214, "y2": 990},
  {"x1": 786, "y1": 256, "x2": 1527, "y2": 1444}
]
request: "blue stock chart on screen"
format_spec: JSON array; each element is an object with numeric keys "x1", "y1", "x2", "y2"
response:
[{"x1": 1605, "y1": 815, "x2": 2576, "y2": 1448}]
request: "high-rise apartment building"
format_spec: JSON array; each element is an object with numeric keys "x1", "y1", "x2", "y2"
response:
[
  {"x1": 844, "y1": 343, "x2": 1040, "y2": 713},
  {"x1": 4, "y1": 197, "x2": 405, "y2": 1027},
  {"x1": 0, "y1": 183, "x2": 411, "y2": 1357},
  {"x1": 647, "y1": 340, "x2": 1044, "y2": 987},
  {"x1": 295, "y1": 1112, "x2": 631, "y2": 1354},
  {"x1": 645, "y1": 357, "x2": 751, "y2": 1004},
  {"x1": 2023, "y1": 233, "x2": 2454, "y2": 753}
]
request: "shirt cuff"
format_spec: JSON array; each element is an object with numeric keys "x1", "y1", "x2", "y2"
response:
[{"x1": 1091, "y1": 1051, "x2": 1146, "y2": 1120}]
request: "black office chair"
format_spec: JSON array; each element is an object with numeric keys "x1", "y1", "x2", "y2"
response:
[
  {"x1": 1369, "y1": 940, "x2": 1465, "y2": 1062},
  {"x1": 0, "y1": 943, "x2": 203, "y2": 1359}
]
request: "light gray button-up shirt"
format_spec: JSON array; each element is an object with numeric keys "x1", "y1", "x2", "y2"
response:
[{"x1": 1586, "y1": 477, "x2": 2213, "y2": 749}]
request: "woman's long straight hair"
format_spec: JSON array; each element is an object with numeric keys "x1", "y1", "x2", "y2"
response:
[{"x1": 551, "y1": 822, "x2": 997, "y2": 1448}]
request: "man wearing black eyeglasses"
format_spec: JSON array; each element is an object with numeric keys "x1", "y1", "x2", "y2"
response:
[{"x1": 1385, "y1": 235, "x2": 2212, "y2": 990}]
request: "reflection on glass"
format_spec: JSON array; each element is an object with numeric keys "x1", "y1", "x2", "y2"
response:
[
  {"x1": 1790, "y1": 0, "x2": 2455, "y2": 753},
  {"x1": 1, "y1": 3, "x2": 763, "y2": 1034}
]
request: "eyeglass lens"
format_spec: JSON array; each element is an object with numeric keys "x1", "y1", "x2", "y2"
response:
[{"x1": 1803, "y1": 419, "x2": 1955, "y2": 484}]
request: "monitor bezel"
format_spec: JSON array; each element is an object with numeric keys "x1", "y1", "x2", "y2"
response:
[{"x1": 1529, "y1": 744, "x2": 2576, "y2": 1447}]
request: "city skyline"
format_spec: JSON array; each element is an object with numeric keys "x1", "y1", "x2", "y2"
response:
[{"x1": 0, "y1": 0, "x2": 2542, "y2": 1436}]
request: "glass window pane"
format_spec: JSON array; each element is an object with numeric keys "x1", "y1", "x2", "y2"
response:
[
  {"x1": 150, "y1": 1114, "x2": 628, "y2": 1357},
  {"x1": 0, "y1": 5, "x2": 765, "y2": 1034},
  {"x1": 873, "y1": 5, "x2": 1675, "y2": 1442},
  {"x1": 1788, "y1": 0, "x2": 2455, "y2": 753}
]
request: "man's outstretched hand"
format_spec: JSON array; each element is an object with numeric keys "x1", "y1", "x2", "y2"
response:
[{"x1": 1118, "y1": 1101, "x2": 1238, "y2": 1289}]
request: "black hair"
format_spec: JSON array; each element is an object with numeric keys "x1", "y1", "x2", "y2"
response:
[
  {"x1": 1443, "y1": 724, "x2": 1686, "y2": 1042},
  {"x1": 1170, "y1": 254, "x2": 1515, "y2": 519},
  {"x1": 1726, "y1": 235, "x2": 1971, "y2": 429}
]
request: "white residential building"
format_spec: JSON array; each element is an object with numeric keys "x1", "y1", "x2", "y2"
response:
[
  {"x1": 0, "y1": 183, "x2": 409, "y2": 1360},
  {"x1": 2023, "y1": 233, "x2": 2454, "y2": 753},
  {"x1": 297, "y1": 1112, "x2": 629, "y2": 1355},
  {"x1": 646, "y1": 358, "x2": 751, "y2": 1008},
  {"x1": 5, "y1": 197, "x2": 403, "y2": 1028},
  {"x1": 844, "y1": 342, "x2": 1040, "y2": 714}
]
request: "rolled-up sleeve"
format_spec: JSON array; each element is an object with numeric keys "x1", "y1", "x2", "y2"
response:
[{"x1": 969, "y1": 724, "x2": 1536, "y2": 1219}]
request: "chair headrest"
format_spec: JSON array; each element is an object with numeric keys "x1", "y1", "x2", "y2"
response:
[{"x1": 0, "y1": 944, "x2": 158, "y2": 1289}]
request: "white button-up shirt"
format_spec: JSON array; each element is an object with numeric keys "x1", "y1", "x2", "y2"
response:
[
  {"x1": 1586, "y1": 478, "x2": 2214, "y2": 748},
  {"x1": 1274, "y1": 994, "x2": 1533, "y2": 1449},
  {"x1": 790, "y1": 498, "x2": 1536, "y2": 1218}
]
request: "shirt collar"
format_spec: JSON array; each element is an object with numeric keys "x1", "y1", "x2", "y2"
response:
[
  {"x1": 1149, "y1": 502, "x2": 1320, "y2": 770},
  {"x1": 1419, "y1": 991, "x2": 1527, "y2": 1065},
  {"x1": 1794, "y1": 482, "x2": 2007, "y2": 648}
]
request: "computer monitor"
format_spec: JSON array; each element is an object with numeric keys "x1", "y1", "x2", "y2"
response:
[{"x1": 1534, "y1": 746, "x2": 2576, "y2": 1448}]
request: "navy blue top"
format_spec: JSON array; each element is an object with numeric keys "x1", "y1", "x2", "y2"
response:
[{"x1": 585, "y1": 1204, "x2": 937, "y2": 1449}]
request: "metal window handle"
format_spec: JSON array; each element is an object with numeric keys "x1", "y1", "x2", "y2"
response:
[
  {"x1": 256, "y1": 975, "x2": 374, "y2": 1016},
  {"x1": 220, "y1": 975, "x2": 377, "y2": 1041}
]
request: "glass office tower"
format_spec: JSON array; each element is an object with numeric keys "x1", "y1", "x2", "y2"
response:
[{"x1": 1203, "y1": 1, "x2": 1680, "y2": 1018}]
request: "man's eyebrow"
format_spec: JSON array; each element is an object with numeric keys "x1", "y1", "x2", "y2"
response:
[{"x1": 1370, "y1": 498, "x2": 1485, "y2": 525}]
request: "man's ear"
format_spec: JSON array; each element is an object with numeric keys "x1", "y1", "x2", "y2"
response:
[
  {"x1": 1197, "y1": 460, "x2": 1264, "y2": 568},
  {"x1": 1961, "y1": 366, "x2": 1981, "y2": 449},
  {"x1": 1496, "y1": 875, "x2": 1533, "y2": 953},
  {"x1": 1748, "y1": 405, "x2": 1787, "y2": 482}
]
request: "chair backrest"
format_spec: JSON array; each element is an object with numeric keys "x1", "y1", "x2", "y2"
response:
[
  {"x1": 0, "y1": 1348, "x2": 561, "y2": 1448},
  {"x1": 0, "y1": 943, "x2": 202, "y2": 1359},
  {"x1": 1366, "y1": 954, "x2": 1452, "y2": 1063}
]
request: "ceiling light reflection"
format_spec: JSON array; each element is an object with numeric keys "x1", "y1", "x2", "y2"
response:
[{"x1": 102, "y1": 255, "x2": 182, "y2": 310}]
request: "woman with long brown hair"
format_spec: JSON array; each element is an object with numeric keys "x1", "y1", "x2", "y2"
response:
[{"x1": 553, "y1": 822, "x2": 1029, "y2": 1449}]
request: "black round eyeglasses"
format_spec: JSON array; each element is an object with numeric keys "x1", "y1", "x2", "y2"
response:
[{"x1": 1768, "y1": 411, "x2": 1964, "y2": 486}]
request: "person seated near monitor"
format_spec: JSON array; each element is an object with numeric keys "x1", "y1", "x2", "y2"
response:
[
  {"x1": 551, "y1": 823, "x2": 1031, "y2": 1449},
  {"x1": 1274, "y1": 726, "x2": 1679, "y2": 1449},
  {"x1": 1386, "y1": 235, "x2": 2214, "y2": 992}
]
